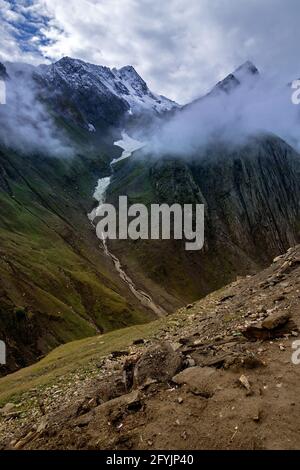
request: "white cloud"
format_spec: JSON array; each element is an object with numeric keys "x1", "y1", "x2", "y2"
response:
[
  {"x1": 0, "y1": 0, "x2": 47, "y2": 64},
  {"x1": 1, "y1": 0, "x2": 300, "y2": 103}
]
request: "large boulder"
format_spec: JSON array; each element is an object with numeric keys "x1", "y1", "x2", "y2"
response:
[
  {"x1": 133, "y1": 342, "x2": 183, "y2": 386},
  {"x1": 172, "y1": 366, "x2": 220, "y2": 398}
]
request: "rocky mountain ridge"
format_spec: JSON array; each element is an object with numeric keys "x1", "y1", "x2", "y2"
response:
[{"x1": 4, "y1": 57, "x2": 179, "y2": 133}]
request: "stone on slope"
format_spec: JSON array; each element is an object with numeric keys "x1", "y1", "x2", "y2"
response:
[
  {"x1": 242, "y1": 310, "x2": 297, "y2": 340},
  {"x1": 261, "y1": 311, "x2": 291, "y2": 330},
  {"x1": 133, "y1": 342, "x2": 183, "y2": 386},
  {"x1": 172, "y1": 366, "x2": 220, "y2": 398}
]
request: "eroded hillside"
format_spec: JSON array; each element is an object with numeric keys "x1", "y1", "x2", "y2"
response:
[{"x1": 0, "y1": 244, "x2": 299, "y2": 450}]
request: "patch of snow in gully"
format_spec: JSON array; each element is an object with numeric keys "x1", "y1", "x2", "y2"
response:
[
  {"x1": 112, "y1": 132, "x2": 145, "y2": 165},
  {"x1": 88, "y1": 123, "x2": 96, "y2": 132},
  {"x1": 88, "y1": 131, "x2": 145, "y2": 221}
]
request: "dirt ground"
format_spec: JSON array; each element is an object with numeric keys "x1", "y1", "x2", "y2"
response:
[{"x1": 1, "y1": 245, "x2": 300, "y2": 450}]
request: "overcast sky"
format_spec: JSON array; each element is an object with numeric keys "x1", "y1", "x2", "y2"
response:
[{"x1": 1, "y1": 0, "x2": 300, "y2": 103}]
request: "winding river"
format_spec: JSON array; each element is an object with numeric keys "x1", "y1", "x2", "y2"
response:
[{"x1": 88, "y1": 132, "x2": 165, "y2": 317}]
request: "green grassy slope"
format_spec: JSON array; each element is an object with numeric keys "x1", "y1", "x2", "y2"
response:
[
  {"x1": 0, "y1": 144, "x2": 152, "y2": 375},
  {"x1": 0, "y1": 321, "x2": 163, "y2": 405}
]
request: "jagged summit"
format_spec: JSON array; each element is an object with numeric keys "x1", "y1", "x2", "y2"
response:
[
  {"x1": 113, "y1": 64, "x2": 150, "y2": 99},
  {"x1": 212, "y1": 60, "x2": 259, "y2": 95},
  {"x1": 232, "y1": 60, "x2": 259, "y2": 85},
  {"x1": 117, "y1": 64, "x2": 138, "y2": 74},
  {"x1": 36, "y1": 56, "x2": 179, "y2": 126},
  {"x1": 185, "y1": 60, "x2": 260, "y2": 109},
  {"x1": 234, "y1": 60, "x2": 259, "y2": 77}
]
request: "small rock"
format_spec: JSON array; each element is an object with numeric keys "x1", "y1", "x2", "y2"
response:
[
  {"x1": 186, "y1": 358, "x2": 196, "y2": 367},
  {"x1": 214, "y1": 335, "x2": 223, "y2": 341},
  {"x1": 5, "y1": 411, "x2": 22, "y2": 420},
  {"x1": 236, "y1": 352, "x2": 264, "y2": 370},
  {"x1": 88, "y1": 397, "x2": 98, "y2": 408},
  {"x1": 37, "y1": 417, "x2": 47, "y2": 433},
  {"x1": 14, "y1": 431, "x2": 36, "y2": 450},
  {"x1": 139, "y1": 378, "x2": 157, "y2": 390},
  {"x1": 0, "y1": 403, "x2": 16, "y2": 417},
  {"x1": 171, "y1": 342, "x2": 182, "y2": 351},
  {"x1": 243, "y1": 311, "x2": 296, "y2": 340},
  {"x1": 257, "y1": 347, "x2": 266, "y2": 354},
  {"x1": 239, "y1": 374, "x2": 251, "y2": 393},
  {"x1": 252, "y1": 409, "x2": 262, "y2": 422},
  {"x1": 219, "y1": 294, "x2": 235, "y2": 302},
  {"x1": 110, "y1": 350, "x2": 129, "y2": 359},
  {"x1": 132, "y1": 339, "x2": 145, "y2": 345},
  {"x1": 38, "y1": 399, "x2": 46, "y2": 416},
  {"x1": 262, "y1": 311, "x2": 291, "y2": 330}
]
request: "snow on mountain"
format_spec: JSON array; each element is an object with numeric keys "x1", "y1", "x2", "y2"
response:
[
  {"x1": 88, "y1": 123, "x2": 96, "y2": 132},
  {"x1": 112, "y1": 65, "x2": 178, "y2": 113},
  {"x1": 35, "y1": 57, "x2": 179, "y2": 129},
  {"x1": 112, "y1": 131, "x2": 145, "y2": 164}
]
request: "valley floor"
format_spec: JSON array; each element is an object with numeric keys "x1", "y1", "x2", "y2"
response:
[{"x1": 0, "y1": 245, "x2": 300, "y2": 450}]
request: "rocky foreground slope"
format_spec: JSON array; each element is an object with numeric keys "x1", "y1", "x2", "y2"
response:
[{"x1": 1, "y1": 244, "x2": 299, "y2": 450}]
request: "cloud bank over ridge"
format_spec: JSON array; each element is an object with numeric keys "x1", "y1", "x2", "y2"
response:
[{"x1": 1, "y1": 0, "x2": 300, "y2": 103}]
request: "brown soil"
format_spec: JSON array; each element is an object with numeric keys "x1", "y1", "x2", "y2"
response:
[{"x1": 1, "y1": 245, "x2": 300, "y2": 450}]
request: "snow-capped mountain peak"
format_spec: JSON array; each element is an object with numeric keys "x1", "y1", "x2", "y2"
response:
[
  {"x1": 110, "y1": 64, "x2": 178, "y2": 113},
  {"x1": 114, "y1": 65, "x2": 149, "y2": 96},
  {"x1": 35, "y1": 57, "x2": 179, "y2": 129}
]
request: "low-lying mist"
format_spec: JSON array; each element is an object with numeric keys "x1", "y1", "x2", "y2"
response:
[
  {"x1": 146, "y1": 73, "x2": 300, "y2": 158},
  {"x1": 0, "y1": 64, "x2": 73, "y2": 158},
  {"x1": 1, "y1": 61, "x2": 299, "y2": 162}
]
